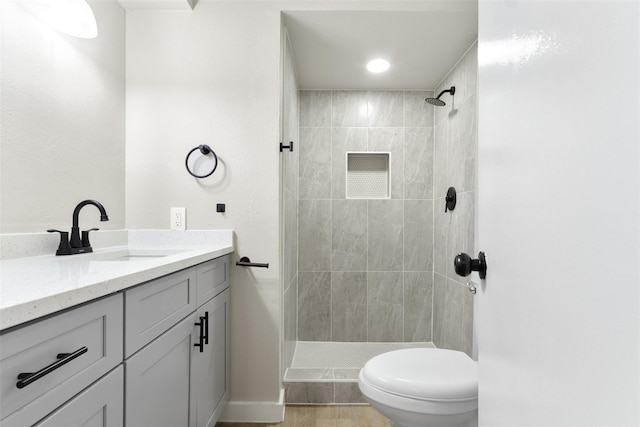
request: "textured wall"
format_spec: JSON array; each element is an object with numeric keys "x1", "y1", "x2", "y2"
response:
[
  {"x1": 433, "y1": 42, "x2": 477, "y2": 356},
  {"x1": 297, "y1": 90, "x2": 435, "y2": 342},
  {"x1": 0, "y1": 0, "x2": 125, "y2": 233}
]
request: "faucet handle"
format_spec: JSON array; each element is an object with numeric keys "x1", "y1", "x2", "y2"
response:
[
  {"x1": 47, "y1": 229, "x2": 72, "y2": 256},
  {"x1": 81, "y1": 228, "x2": 99, "y2": 248}
]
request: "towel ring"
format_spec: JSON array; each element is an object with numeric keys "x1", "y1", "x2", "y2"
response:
[{"x1": 185, "y1": 145, "x2": 218, "y2": 178}]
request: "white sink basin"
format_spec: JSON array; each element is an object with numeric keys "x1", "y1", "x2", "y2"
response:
[{"x1": 76, "y1": 249, "x2": 186, "y2": 262}]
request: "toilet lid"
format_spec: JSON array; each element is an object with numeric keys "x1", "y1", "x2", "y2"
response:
[{"x1": 361, "y1": 348, "x2": 478, "y2": 400}]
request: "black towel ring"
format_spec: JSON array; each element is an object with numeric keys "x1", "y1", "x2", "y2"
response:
[{"x1": 185, "y1": 145, "x2": 218, "y2": 178}]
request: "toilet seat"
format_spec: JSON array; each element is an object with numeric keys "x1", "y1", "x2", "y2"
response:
[{"x1": 360, "y1": 348, "x2": 478, "y2": 402}]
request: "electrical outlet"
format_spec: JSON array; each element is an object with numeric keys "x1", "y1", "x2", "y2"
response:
[{"x1": 170, "y1": 207, "x2": 186, "y2": 231}]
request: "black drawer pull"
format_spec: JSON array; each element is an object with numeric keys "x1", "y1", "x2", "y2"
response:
[
  {"x1": 203, "y1": 311, "x2": 209, "y2": 345},
  {"x1": 194, "y1": 316, "x2": 206, "y2": 353},
  {"x1": 16, "y1": 347, "x2": 88, "y2": 389}
]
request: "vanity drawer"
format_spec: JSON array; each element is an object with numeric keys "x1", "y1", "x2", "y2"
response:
[
  {"x1": 124, "y1": 267, "x2": 197, "y2": 357},
  {"x1": 196, "y1": 255, "x2": 229, "y2": 306},
  {"x1": 0, "y1": 294, "x2": 123, "y2": 426}
]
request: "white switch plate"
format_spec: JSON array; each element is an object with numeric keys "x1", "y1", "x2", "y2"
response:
[{"x1": 170, "y1": 207, "x2": 186, "y2": 231}]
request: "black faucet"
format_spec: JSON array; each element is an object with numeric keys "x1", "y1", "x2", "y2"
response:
[{"x1": 47, "y1": 200, "x2": 109, "y2": 255}]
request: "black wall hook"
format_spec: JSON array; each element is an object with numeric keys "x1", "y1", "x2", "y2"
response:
[{"x1": 454, "y1": 252, "x2": 487, "y2": 279}]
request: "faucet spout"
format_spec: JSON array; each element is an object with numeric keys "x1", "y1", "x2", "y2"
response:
[{"x1": 70, "y1": 200, "x2": 109, "y2": 248}]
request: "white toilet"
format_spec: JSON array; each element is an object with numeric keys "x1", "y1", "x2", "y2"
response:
[{"x1": 358, "y1": 348, "x2": 478, "y2": 427}]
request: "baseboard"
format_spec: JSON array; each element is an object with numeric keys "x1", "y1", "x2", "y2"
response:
[{"x1": 219, "y1": 389, "x2": 285, "y2": 423}]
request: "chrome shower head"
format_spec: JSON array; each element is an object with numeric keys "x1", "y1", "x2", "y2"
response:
[{"x1": 425, "y1": 86, "x2": 456, "y2": 106}]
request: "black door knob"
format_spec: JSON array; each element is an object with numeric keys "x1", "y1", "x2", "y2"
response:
[{"x1": 454, "y1": 252, "x2": 487, "y2": 279}]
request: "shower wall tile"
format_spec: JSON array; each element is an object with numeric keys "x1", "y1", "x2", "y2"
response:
[
  {"x1": 447, "y1": 94, "x2": 477, "y2": 194},
  {"x1": 332, "y1": 91, "x2": 368, "y2": 127},
  {"x1": 299, "y1": 199, "x2": 331, "y2": 271},
  {"x1": 464, "y1": 43, "x2": 478, "y2": 103},
  {"x1": 298, "y1": 272, "x2": 331, "y2": 341},
  {"x1": 433, "y1": 273, "x2": 447, "y2": 347},
  {"x1": 299, "y1": 127, "x2": 332, "y2": 199},
  {"x1": 332, "y1": 199, "x2": 367, "y2": 271},
  {"x1": 284, "y1": 189, "x2": 298, "y2": 285},
  {"x1": 442, "y1": 279, "x2": 465, "y2": 351},
  {"x1": 434, "y1": 119, "x2": 449, "y2": 199},
  {"x1": 300, "y1": 90, "x2": 331, "y2": 127},
  {"x1": 462, "y1": 287, "x2": 474, "y2": 357},
  {"x1": 332, "y1": 128, "x2": 368, "y2": 199},
  {"x1": 332, "y1": 272, "x2": 367, "y2": 342},
  {"x1": 367, "y1": 91, "x2": 403, "y2": 127},
  {"x1": 368, "y1": 200, "x2": 403, "y2": 272},
  {"x1": 368, "y1": 127, "x2": 403, "y2": 199},
  {"x1": 283, "y1": 277, "x2": 296, "y2": 370},
  {"x1": 433, "y1": 200, "x2": 450, "y2": 276},
  {"x1": 404, "y1": 91, "x2": 435, "y2": 128},
  {"x1": 367, "y1": 272, "x2": 403, "y2": 342},
  {"x1": 404, "y1": 199, "x2": 433, "y2": 272},
  {"x1": 404, "y1": 272, "x2": 433, "y2": 342},
  {"x1": 447, "y1": 191, "x2": 475, "y2": 282},
  {"x1": 404, "y1": 127, "x2": 434, "y2": 200}
]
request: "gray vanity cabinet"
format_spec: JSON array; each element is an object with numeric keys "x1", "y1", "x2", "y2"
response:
[
  {"x1": 34, "y1": 366, "x2": 123, "y2": 427},
  {"x1": 192, "y1": 288, "x2": 229, "y2": 427},
  {"x1": 124, "y1": 256, "x2": 230, "y2": 427}
]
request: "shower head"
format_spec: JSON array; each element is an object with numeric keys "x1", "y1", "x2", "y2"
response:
[{"x1": 425, "y1": 86, "x2": 456, "y2": 106}]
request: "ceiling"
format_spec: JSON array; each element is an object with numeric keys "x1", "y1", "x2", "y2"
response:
[{"x1": 283, "y1": 7, "x2": 478, "y2": 90}]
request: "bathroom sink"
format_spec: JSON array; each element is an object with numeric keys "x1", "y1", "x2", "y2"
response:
[{"x1": 79, "y1": 249, "x2": 186, "y2": 262}]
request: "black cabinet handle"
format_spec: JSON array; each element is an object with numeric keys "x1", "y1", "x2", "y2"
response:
[
  {"x1": 194, "y1": 316, "x2": 206, "y2": 353},
  {"x1": 203, "y1": 311, "x2": 209, "y2": 345},
  {"x1": 236, "y1": 256, "x2": 269, "y2": 268},
  {"x1": 16, "y1": 347, "x2": 88, "y2": 389}
]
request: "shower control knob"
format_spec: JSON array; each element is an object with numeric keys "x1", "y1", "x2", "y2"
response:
[{"x1": 454, "y1": 252, "x2": 487, "y2": 280}]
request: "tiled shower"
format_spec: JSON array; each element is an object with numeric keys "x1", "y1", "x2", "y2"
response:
[{"x1": 284, "y1": 42, "x2": 478, "y2": 404}]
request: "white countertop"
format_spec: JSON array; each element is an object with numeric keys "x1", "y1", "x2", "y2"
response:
[{"x1": 0, "y1": 230, "x2": 234, "y2": 331}]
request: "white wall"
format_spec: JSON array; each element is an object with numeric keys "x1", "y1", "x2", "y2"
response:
[
  {"x1": 478, "y1": 1, "x2": 639, "y2": 425},
  {"x1": 0, "y1": 0, "x2": 125, "y2": 233}
]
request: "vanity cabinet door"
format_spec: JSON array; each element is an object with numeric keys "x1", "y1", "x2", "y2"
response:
[
  {"x1": 192, "y1": 289, "x2": 229, "y2": 427},
  {"x1": 195, "y1": 256, "x2": 229, "y2": 307},
  {"x1": 125, "y1": 312, "x2": 196, "y2": 427},
  {"x1": 34, "y1": 366, "x2": 123, "y2": 427}
]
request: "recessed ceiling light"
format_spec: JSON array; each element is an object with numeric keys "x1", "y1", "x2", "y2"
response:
[{"x1": 366, "y1": 59, "x2": 390, "y2": 73}]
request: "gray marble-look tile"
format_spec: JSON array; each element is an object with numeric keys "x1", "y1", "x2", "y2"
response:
[
  {"x1": 368, "y1": 200, "x2": 403, "y2": 271},
  {"x1": 300, "y1": 90, "x2": 331, "y2": 127},
  {"x1": 299, "y1": 127, "x2": 332, "y2": 199},
  {"x1": 285, "y1": 382, "x2": 334, "y2": 404},
  {"x1": 299, "y1": 199, "x2": 331, "y2": 271},
  {"x1": 283, "y1": 279, "x2": 296, "y2": 370},
  {"x1": 403, "y1": 199, "x2": 433, "y2": 272},
  {"x1": 335, "y1": 382, "x2": 367, "y2": 404},
  {"x1": 284, "y1": 189, "x2": 298, "y2": 285},
  {"x1": 404, "y1": 272, "x2": 433, "y2": 342},
  {"x1": 332, "y1": 199, "x2": 367, "y2": 271},
  {"x1": 432, "y1": 273, "x2": 447, "y2": 348},
  {"x1": 461, "y1": 285, "x2": 474, "y2": 357},
  {"x1": 404, "y1": 127, "x2": 434, "y2": 200},
  {"x1": 334, "y1": 369, "x2": 361, "y2": 380},
  {"x1": 404, "y1": 91, "x2": 435, "y2": 127},
  {"x1": 434, "y1": 79, "x2": 452, "y2": 125},
  {"x1": 443, "y1": 279, "x2": 465, "y2": 351},
  {"x1": 447, "y1": 93, "x2": 477, "y2": 193},
  {"x1": 298, "y1": 272, "x2": 331, "y2": 341},
  {"x1": 332, "y1": 272, "x2": 367, "y2": 342},
  {"x1": 446, "y1": 191, "x2": 475, "y2": 281},
  {"x1": 434, "y1": 119, "x2": 449, "y2": 199},
  {"x1": 367, "y1": 272, "x2": 403, "y2": 342},
  {"x1": 332, "y1": 91, "x2": 368, "y2": 127},
  {"x1": 332, "y1": 128, "x2": 368, "y2": 199},
  {"x1": 368, "y1": 128, "x2": 403, "y2": 199},
  {"x1": 433, "y1": 197, "x2": 451, "y2": 276},
  {"x1": 367, "y1": 91, "x2": 403, "y2": 127},
  {"x1": 285, "y1": 368, "x2": 333, "y2": 381},
  {"x1": 464, "y1": 42, "x2": 478, "y2": 101}
]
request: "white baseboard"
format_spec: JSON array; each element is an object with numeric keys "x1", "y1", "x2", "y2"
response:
[{"x1": 219, "y1": 389, "x2": 285, "y2": 423}]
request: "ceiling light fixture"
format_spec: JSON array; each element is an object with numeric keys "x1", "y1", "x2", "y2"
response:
[{"x1": 366, "y1": 59, "x2": 390, "y2": 73}]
